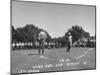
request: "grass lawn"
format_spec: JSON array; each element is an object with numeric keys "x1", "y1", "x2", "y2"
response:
[{"x1": 11, "y1": 47, "x2": 96, "y2": 74}]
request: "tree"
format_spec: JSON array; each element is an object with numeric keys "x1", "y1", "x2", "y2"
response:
[
  {"x1": 65, "y1": 25, "x2": 90, "y2": 43},
  {"x1": 12, "y1": 26, "x2": 17, "y2": 43},
  {"x1": 45, "y1": 31, "x2": 52, "y2": 43},
  {"x1": 12, "y1": 24, "x2": 52, "y2": 44},
  {"x1": 15, "y1": 27, "x2": 26, "y2": 42}
]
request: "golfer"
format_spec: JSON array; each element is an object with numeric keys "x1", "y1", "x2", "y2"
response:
[
  {"x1": 66, "y1": 32, "x2": 72, "y2": 52},
  {"x1": 38, "y1": 31, "x2": 47, "y2": 55}
]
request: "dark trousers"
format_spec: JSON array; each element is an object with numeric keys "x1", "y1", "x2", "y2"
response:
[
  {"x1": 66, "y1": 41, "x2": 71, "y2": 52},
  {"x1": 38, "y1": 39, "x2": 45, "y2": 54}
]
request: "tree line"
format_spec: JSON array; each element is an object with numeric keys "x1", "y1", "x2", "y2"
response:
[{"x1": 12, "y1": 24, "x2": 95, "y2": 50}]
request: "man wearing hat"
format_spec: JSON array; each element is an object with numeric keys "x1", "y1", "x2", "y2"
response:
[{"x1": 66, "y1": 32, "x2": 72, "y2": 52}]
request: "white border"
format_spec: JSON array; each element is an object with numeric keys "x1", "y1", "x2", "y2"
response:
[{"x1": 0, "y1": 0, "x2": 100, "y2": 75}]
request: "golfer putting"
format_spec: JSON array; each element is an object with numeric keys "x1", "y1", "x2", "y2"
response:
[{"x1": 38, "y1": 30, "x2": 47, "y2": 55}]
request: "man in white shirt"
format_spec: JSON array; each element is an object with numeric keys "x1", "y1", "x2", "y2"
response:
[
  {"x1": 38, "y1": 31, "x2": 47, "y2": 55},
  {"x1": 66, "y1": 32, "x2": 72, "y2": 52}
]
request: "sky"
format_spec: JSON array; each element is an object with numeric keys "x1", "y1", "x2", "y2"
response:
[{"x1": 12, "y1": 1, "x2": 96, "y2": 38}]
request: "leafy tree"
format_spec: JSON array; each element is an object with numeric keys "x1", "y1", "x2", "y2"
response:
[
  {"x1": 12, "y1": 24, "x2": 52, "y2": 44},
  {"x1": 12, "y1": 26, "x2": 17, "y2": 43},
  {"x1": 65, "y1": 25, "x2": 90, "y2": 43},
  {"x1": 15, "y1": 27, "x2": 26, "y2": 42},
  {"x1": 45, "y1": 31, "x2": 51, "y2": 43}
]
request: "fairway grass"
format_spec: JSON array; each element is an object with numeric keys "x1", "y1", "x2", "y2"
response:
[{"x1": 11, "y1": 47, "x2": 96, "y2": 74}]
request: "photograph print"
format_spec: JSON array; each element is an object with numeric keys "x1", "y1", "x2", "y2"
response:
[{"x1": 11, "y1": 0, "x2": 96, "y2": 75}]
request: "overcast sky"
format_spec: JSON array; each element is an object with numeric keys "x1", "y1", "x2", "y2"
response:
[{"x1": 12, "y1": 1, "x2": 96, "y2": 38}]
